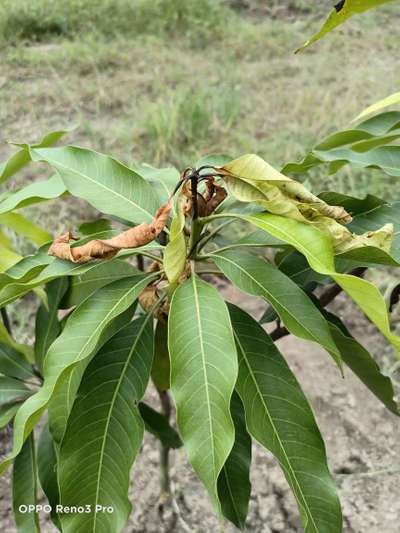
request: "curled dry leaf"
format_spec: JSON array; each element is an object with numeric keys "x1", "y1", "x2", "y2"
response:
[
  {"x1": 138, "y1": 284, "x2": 170, "y2": 321},
  {"x1": 181, "y1": 179, "x2": 227, "y2": 217},
  {"x1": 48, "y1": 201, "x2": 172, "y2": 263}
]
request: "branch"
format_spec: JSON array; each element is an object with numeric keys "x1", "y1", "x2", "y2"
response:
[{"x1": 270, "y1": 267, "x2": 367, "y2": 341}]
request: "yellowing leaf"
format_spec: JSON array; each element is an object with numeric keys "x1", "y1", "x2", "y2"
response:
[
  {"x1": 223, "y1": 154, "x2": 291, "y2": 183},
  {"x1": 354, "y1": 91, "x2": 400, "y2": 122},
  {"x1": 164, "y1": 200, "x2": 187, "y2": 288}
]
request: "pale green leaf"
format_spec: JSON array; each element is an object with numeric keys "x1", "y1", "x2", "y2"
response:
[
  {"x1": 12, "y1": 433, "x2": 40, "y2": 533},
  {"x1": 0, "y1": 321, "x2": 33, "y2": 362},
  {"x1": 59, "y1": 315, "x2": 154, "y2": 533},
  {"x1": 229, "y1": 304, "x2": 342, "y2": 533},
  {"x1": 168, "y1": 276, "x2": 238, "y2": 510},
  {"x1": 0, "y1": 402, "x2": 22, "y2": 428},
  {"x1": 164, "y1": 201, "x2": 187, "y2": 289},
  {"x1": 0, "y1": 273, "x2": 157, "y2": 475},
  {"x1": 0, "y1": 212, "x2": 51, "y2": 245},
  {"x1": 217, "y1": 392, "x2": 251, "y2": 530},
  {"x1": 354, "y1": 92, "x2": 400, "y2": 122}
]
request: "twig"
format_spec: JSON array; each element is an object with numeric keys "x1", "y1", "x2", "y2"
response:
[
  {"x1": 157, "y1": 389, "x2": 172, "y2": 497},
  {"x1": 270, "y1": 267, "x2": 367, "y2": 341}
]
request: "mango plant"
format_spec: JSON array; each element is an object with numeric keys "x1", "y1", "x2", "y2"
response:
[{"x1": 0, "y1": 110, "x2": 400, "y2": 532}]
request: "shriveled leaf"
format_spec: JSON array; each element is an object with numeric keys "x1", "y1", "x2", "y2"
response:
[
  {"x1": 151, "y1": 319, "x2": 170, "y2": 392},
  {"x1": 0, "y1": 273, "x2": 157, "y2": 474},
  {"x1": 139, "y1": 402, "x2": 182, "y2": 449},
  {"x1": 0, "y1": 129, "x2": 69, "y2": 184},
  {"x1": 37, "y1": 425, "x2": 61, "y2": 529},
  {"x1": 12, "y1": 433, "x2": 40, "y2": 533},
  {"x1": 229, "y1": 304, "x2": 342, "y2": 533},
  {"x1": 354, "y1": 92, "x2": 400, "y2": 122},
  {"x1": 48, "y1": 202, "x2": 171, "y2": 263},
  {"x1": 296, "y1": 0, "x2": 397, "y2": 53},
  {"x1": 217, "y1": 392, "x2": 251, "y2": 530},
  {"x1": 164, "y1": 200, "x2": 187, "y2": 288},
  {"x1": 0, "y1": 175, "x2": 66, "y2": 215},
  {"x1": 35, "y1": 278, "x2": 69, "y2": 373},
  {"x1": 27, "y1": 146, "x2": 159, "y2": 224},
  {"x1": 59, "y1": 315, "x2": 154, "y2": 533},
  {"x1": 61, "y1": 259, "x2": 138, "y2": 308},
  {"x1": 212, "y1": 250, "x2": 342, "y2": 369},
  {"x1": 0, "y1": 342, "x2": 35, "y2": 380},
  {"x1": 168, "y1": 276, "x2": 238, "y2": 510}
]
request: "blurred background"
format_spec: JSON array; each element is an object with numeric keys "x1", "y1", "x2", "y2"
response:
[{"x1": 1, "y1": 2, "x2": 400, "y2": 532}]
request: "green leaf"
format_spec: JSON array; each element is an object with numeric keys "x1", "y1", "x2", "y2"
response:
[
  {"x1": 0, "y1": 242, "x2": 22, "y2": 271},
  {"x1": 35, "y1": 278, "x2": 69, "y2": 373},
  {"x1": 133, "y1": 163, "x2": 179, "y2": 207},
  {"x1": 27, "y1": 146, "x2": 159, "y2": 224},
  {"x1": 354, "y1": 92, "x2": 400, "y2": 121},
  {"x1": 0, "y1": 129, "x2": 69, "y2": 184},
  {"x1": 168, "y1": 276, "x2": 238, "y2": 510},
  {"x1": 229, "y1": 303, "x2": 342, "y2": 533},
  {"x1": 324, "y1": 311, "x2": 399, "y2": 414},
  {"x1": 151, "y1": 319, "x2": 170, "y2": 391},
  {"x1": 164, "y1": 201, "x2": 187, "y2": 289},
  {"x1": 12, "y1": 433, "x2": 40, "y2": 533},
  {"x1": 0, "y1": 273, "x2": 157, "y2": 475},
  {"x1": 0, "y1": 402, "x2": 22, "y2": 429},
  {"x1": 296, "y1": 0, "x2": 397, "y2": 53},
  {"x1": 0, "y1": 321, "x2": 33, "y2": 362},
  {"x1": 37, "y1": 425, "x2": 61, "y2": 529},
  {"x1": 58, "y1": 315, "x2": 154, "y2": 533},
  {"x1": 237, "y1": 213, "x2": 400, "y2": 357},
  {"x1": 60, "y1": 259, "x2": 138, "y2": 309},
  {"x1": 138, "y1": 402, "x2": 182, "y2": 449},
  {"x1": 212, "y1": 250, "x2": 342, "y2": 369},
  {"x1": 217, "y1": 392, "x2": 251, "y2": 530},
  {"x1": 0, "y1": 212, "x2": 51, "y2": 246},
  {"x1": 0, "y1": 175, "x2": 66, "y2": 215},
  {"x1": 0, "y1": 375, "x2": 32, "y2": 404},
  {"x1": 0, "y1": 342, "x2": 35, "y2": 380}
]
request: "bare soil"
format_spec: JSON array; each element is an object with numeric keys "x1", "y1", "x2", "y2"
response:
[{"x1": 1, "y1": 288, "x2": 399, "y2": 532}]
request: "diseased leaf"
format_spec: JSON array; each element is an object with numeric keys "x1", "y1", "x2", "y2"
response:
[
  {"x1": 37, "y1": 425, "x2": 61, "y2": 529},
  {"x1": 0, "y1": 273, "x2": 158, "y2": 475},
  {"x1": 229, "y1": 304, "x2": 342, "y2": 533},
  {"x1": 59, "y1": 315, "x2": 154, "y2": 533},
  {"x1": 139, "y1": 402, "x2": 182, "y2": 449},
  {"x1": 168, "y1": 276, "x2": 238, "y2": 510},
  {"x1": 0, "y1": 129, "x2": 69, "y2": 184},
  {"x1": 0, "y1": 342, "x2": 35, "y2": 380},
  {"x1": 296, "y1": 0, "x2": 397, "y2": 53},
  {"x1": 48, "y1": 201, "x2": 171, "y2": 263},
  {"x1": 12, "y1": 433, "x2": 40, "y2": 533},
  {"x1": 35, "y1": 278, "x2": 69, "y2": 373},
  {"x1": 27, "y1": 146, "x2": 159, "y2": 224},
  {"x1": 212, "y1": 250, "x2": 342, "y2": 369},
  {"x1": 0, "y1": 175, "x2": 66, "y2": 215},
  {"x1": 151, "y1": 319, "x2": 170, "y2": 392},
  {"x1": 217, "y1": 392, "x2": 251, "y2": 530}
]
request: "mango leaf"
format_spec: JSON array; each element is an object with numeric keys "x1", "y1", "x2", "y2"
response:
[
  {"x1": 0, "y1": 342, "x2": 35, "y2": 380},
  {"x1": 212, "y1": 250, "x2": 342, "y2": 369},
  {"x1": 0, "y1": 273, "x2": 157, "y2": 475},
  {"x1": 0, "y1": 175, "x2": 66, "y2": 215},
  {"x1": 164, "y1": 200, "x2": 186, "y2": 289},
  {"x1": 168, "y1": 276, "x2": 238, "y2": 510},
  {"x1": 0, "y1": 212, "x2": 51, "y2": 245},
  {"x1": 37, "y1": 425, "x2": 61, "y2": 529},
  {"x1": 324, "y1": 311, "x2": 399, "y2": 414},
  {"x1": 35, "y1": 278, "x2": 69, "y2": 373},
  {"x1": 151, "y1": 319, "x2": 170, "y2": 392},
  {"x1": 217, "y1": 392, "x2": 251, "y2": 530},
  {"x1": 296, "y1": 0, "x2": 397, "y2": 53},
  {"x1": 234, "y1": 213, "x2": 400, "y2": 357},
  {"x1": 60, "y1": 259, "x2": 138, "y2": 308},
  {"x1": 138, "y1": 402, "x2": 182, "y2": 449},
  {"x1": 0, "y1": 246, "x2": 53, "y2": 290},
  {"x1": 0, "y1": 129, "x2": 69, "y2": 184},
  {"x1": 354, "y1": 92, "x2": 400, "y2": 122},
  {"x1": 0, "y1": 321, "x2": 33, "y2": 362},
  {"x1": 0, "y1": 402, "x2": 22, "y2": 429},
  {"x1": 0, "y1": 242, "x2": 22, "y2": 271},
  {"x1": 133, "y1": 163, "x2": 179, "y2": 207},
  {"x1": 229, "y1": 304, "x2": 342, "y2": 533},
  {"x1": 12, "y1": 433, "x2": 40, "y2": 533},
  {"x1": 58, "y1": 314, "x2": 154, "y2": 533},
  {"x1": 0, "y1": 376, "x2": 32, "y2": 404},
  {"x1": 26, "y1": 146, "x2": 159, "y2": 224}
]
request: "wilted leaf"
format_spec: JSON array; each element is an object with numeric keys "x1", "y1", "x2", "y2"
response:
[
  {"x1": 229, "y1": 304, "x2": 342, "y2": 533},
  {"x1": 59, "y1": 315, "x2": 154, "y2": 533},
  {"x1": 168, "y1": 276, "x2": 238, "y2": 510}
]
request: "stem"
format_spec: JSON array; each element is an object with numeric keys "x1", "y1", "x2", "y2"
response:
[
  {"x1": 196, "y1": 220, "x2": 234, "y2": 252},
  {"x1": 1, "y1": 307, "x2": 12, "y2": 335}
]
